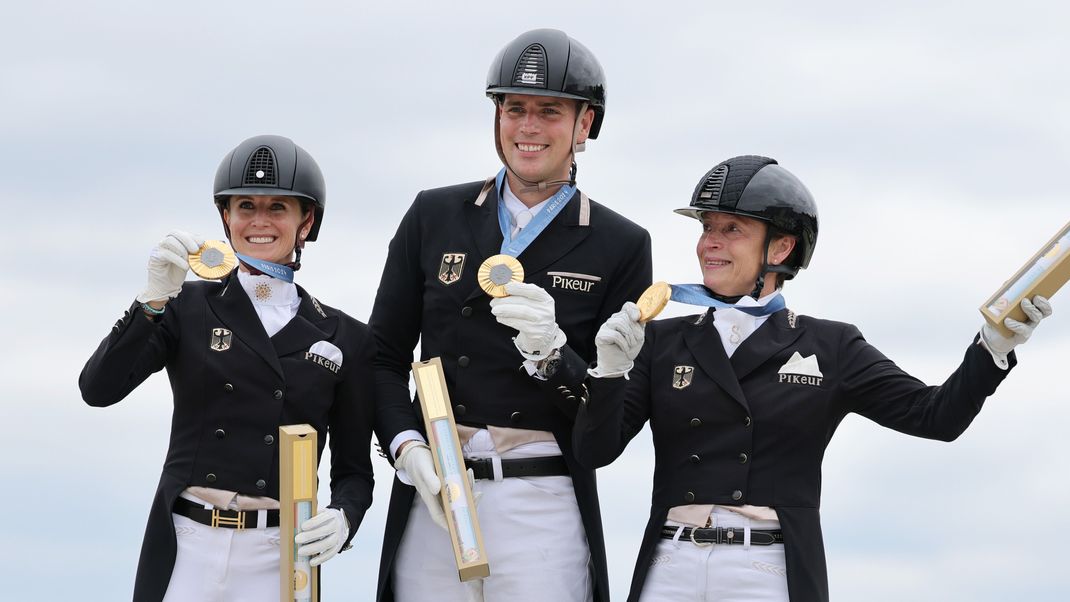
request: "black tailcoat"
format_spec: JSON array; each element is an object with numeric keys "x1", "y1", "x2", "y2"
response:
[
  {"x1": 574, "y1": 309, "x2": 1015, "y2": 602},
  {"x1": 79, "y1": 274, "x2": 376, "y2": 602},
  {"x1": 370, "y1": 179, "x2": 652, "y2": 602}
]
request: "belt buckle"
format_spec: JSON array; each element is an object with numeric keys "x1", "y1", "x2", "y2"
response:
[
  {"x1": 211, "y1": 508, "x2": 246, "y2": 530},
  {"x1": 689, "y1": 527, "x2": 713, "y2": 548}
]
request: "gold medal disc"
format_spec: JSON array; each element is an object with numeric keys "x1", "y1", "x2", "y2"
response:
[
  {"x1": 636, "y1": 281, "x2": 672, "y2": 322},
  {"x1": 189, "y1": 240, "x2": 237, "y2": 280},
  {"x1": 477, "y1": 254, "x2": 524, "y2": 297}
]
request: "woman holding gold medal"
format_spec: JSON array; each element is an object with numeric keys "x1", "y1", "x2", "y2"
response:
[
  {"x1": 575, "y1": 155, "x2": 1054, "y2": 601},
  {"x1": 79, "y1": 135, "x2": 376, "y2": 601}
]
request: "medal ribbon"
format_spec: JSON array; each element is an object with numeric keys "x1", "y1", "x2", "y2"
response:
[
  {"x1": 235, "y1": 253, "x2": 295, "y2": 283},
  {"x1": 494, "y1": 167, "x2": 575, "y2": 257},
  {"x1": 669, "y1": 284, "x2": 786, "y2": 316}
]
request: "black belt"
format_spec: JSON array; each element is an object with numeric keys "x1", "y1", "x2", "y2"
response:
[
  {"x1": 173, "y1": 497, "x2": 280, "y2": 530},
  {"x1": 464, "y1": 455, "x2": 570, "y2": 480},
  {"x1": 661, "y1": 525, "x2": 784, "y2": 546}
]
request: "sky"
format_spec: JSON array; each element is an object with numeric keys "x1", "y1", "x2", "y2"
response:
[{"x1": 3, "y1": 1, "x2": 1069, "y2": 600}]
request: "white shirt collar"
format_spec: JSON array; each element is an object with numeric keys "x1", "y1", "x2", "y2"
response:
[
  {"x1": 712, "y1": 290, "x2": 782, "y2": 357},
  {"x1": 237, "y1": 269, "x2": 299, "y2": 307},
  {"x1": 501, "y1": 178, "x2": 551, "y2": 234}
]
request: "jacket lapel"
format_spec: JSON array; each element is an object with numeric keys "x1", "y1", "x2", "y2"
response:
[
  {"x1": 730, "y1": 309, "x2": 805, "y2": 381},
  {"x1": 463, "y1": 182, "x2": 507, "y2": 303},
  {"x1": 206, "y1": 274, "x2": 283, "y2": 379},
  {"x1": 515, "y1": 189, "x2": 591, "y2": 276},
  {"x1": 271, "y1": 287, "x2": 339, "y2": 358},
  {"x1": 682, "y1": 311, "x2": 748, "y2": 410}
]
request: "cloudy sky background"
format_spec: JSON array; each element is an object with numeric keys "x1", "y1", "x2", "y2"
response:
[{"x1": 3, "y1": 1, "x2": 1069, "y2": 599}]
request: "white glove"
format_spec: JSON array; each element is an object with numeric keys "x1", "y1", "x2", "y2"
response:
[
  {"x1": 490, "y1": 281, "x2": 567, "y2": 360},
  {"x1": 395, "y1": 441, "x2": 446, "y2": 529},
  {"x1": 295, "y1": 507, "x2": 349, "y2": 567},
  {"x1": 980, "y1": 295, "x2": 1053, "y2": 368},
  {"x1": 589, "y1": 302, "x2": 645, "y2": 378},
  {"x1": 136, "y1": 230, "x2": 204, "y2": 303}
]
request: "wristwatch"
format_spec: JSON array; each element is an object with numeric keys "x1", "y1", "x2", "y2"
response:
[{"x1": 534, "y1": 348, "x2": 562, "y2": 380}]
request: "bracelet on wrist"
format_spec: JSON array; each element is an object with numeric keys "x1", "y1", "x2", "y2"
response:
[{"x1": 140, "y1": 301, "x2": 166, "y2": 316}]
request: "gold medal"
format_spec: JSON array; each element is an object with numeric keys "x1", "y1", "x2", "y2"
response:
[
  {"x1": 189, "y1": 240, "x2": 237, "y2": 280},
  {"x1": 477, "y1": 254, "x2": 524, "y2": 297},
  {"x1": 636, "y1": 281, "x2": 671, "y2": 322}
]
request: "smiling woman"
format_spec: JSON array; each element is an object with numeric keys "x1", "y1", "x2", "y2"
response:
[
  {"x1": 575, "y1": 155, "x2": 1055, "y2": 602},
  {"x1": 78, "y1": 135, "x2": 378, "y2": 602}
]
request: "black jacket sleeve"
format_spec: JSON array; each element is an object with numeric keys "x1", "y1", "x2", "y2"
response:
[
  {"x1": 328, "y1": 327, "x2": 377, "y2": 548},
  {"x1": 572, "y1": 320, "x2": 657, "y2": 469},
  {"x1": 369, "y1": 196, "x2": 427, "y2": 457},
  {"x1": 842, "y1": 327, "x2": 1016, "y2": 442},
  {"x1": 79, "y1": 298, "x2": 178, "y2": 407}
]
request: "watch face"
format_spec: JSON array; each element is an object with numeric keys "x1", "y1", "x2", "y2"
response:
[{"x1": 540, "y1": 354, "x2": 561, "y2": 378}]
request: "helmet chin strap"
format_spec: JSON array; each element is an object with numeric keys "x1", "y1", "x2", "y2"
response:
[{"x1": 493, "y1": 99, "x2": 588, "y2": 194}]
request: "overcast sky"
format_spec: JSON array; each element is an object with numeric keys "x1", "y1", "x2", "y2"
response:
[{"x1": 3, "y1": 1, "x2": 1069, "y2": 600}]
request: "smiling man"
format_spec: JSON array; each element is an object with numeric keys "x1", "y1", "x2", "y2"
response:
[{"x1": 370, "y1": 29, "x2": 652, "y2": 602}]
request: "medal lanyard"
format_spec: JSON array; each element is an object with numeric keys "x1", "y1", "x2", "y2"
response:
[
  {"x1": 235, "y1": 253, "x2": 295, "y2": 283},
  {"x1": 669, "y1": 284, "x2": 785, "y2": 316},
  {"x1": 494, "y1": 167, "x2": 575, "y2": 257}
]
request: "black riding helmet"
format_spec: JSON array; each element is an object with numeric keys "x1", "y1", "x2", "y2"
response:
[
  {"x1": 213, "y1": 135, "x2": 326, "y2": 242},
  {"x1": 676, "y1": 155, "x2": 818, "y2": 296},
  {"x1": 486, "y1": 28, "x2": 607, "y2": 138}
]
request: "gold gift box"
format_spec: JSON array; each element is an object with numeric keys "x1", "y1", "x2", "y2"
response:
[
  {"x1": 279, "y1": 424, "x2": 318, "y2": 602},
  {"x1": 411, "y1": 358, "x2": 491, "y2": 581},
  {"x1": 981, "y1": 221, "x2": 1070, "y2": 338}
]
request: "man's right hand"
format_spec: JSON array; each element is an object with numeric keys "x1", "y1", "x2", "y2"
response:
[
  {"x1": 136, "y1": 230, "x2": 203, "y2": 303},
  {"x1": 395, "y1": 441, "x2": 446, "y2": 529}
]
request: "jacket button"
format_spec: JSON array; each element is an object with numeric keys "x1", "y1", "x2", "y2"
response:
[
  {"x1": 206, "y1": 473, "x2": 217, "y2": 483},
  {"x1": 744, "y1": 416, "x2": 752, "y2": 427},
  {"x1": 458, "y1": 356, "x2": 470, "y2": 368},
  {"x1": 214, "y1": 429, "x2": 225, "y2": 439},
  {"x1": 510, "y1": 411, "x2": 522, "y2": 423},
  {"x1": 738, "y1": 453, "x2": 749, "y2": 464},
  {"x1": 689, "y1": 454, "x2": 700, "y2": 464},
  {"x1": 455, "y1": 404, "x2": 467, "y2": 416},
  {"x1": 264, "y1": 435, "x2": 275, "y2": 445},
  {"x1": 223, "y1": 383, "x2": 234, "y2": 392},
  {"x1": 273, "y1": 389, "x2": 283, "y2": 400},
  {"x1": 684, "y1": 491, "x2": 695, "y2": 503},
  {"x1": 461, "y1": 306, "x2": 473, "y2": 318},
  {"x1": 690, "y1": 418, "x2": 702, "y2": 428},
  {"x1": 732, "y1": 490, "x2": 743, "y2": 501},
  {"x1": 256, "y1": 479, "x2": 267, "y2": 490}
]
